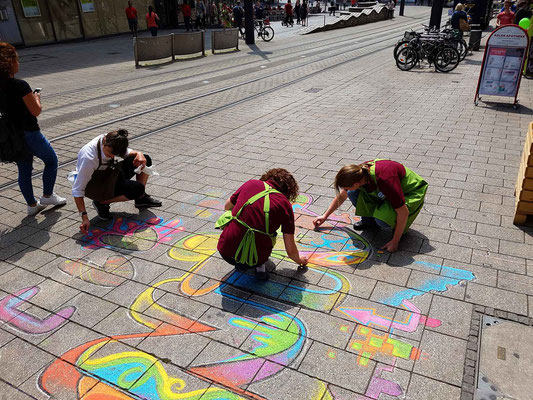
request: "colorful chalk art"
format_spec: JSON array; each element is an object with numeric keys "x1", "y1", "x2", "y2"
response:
[{"x1": 0, "y1": 192, "x2": 476, "y2": 399}]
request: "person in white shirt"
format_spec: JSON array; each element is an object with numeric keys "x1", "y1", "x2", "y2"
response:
[{"x1": 72, "y1": 129, "x2": 162, "y2": 234}]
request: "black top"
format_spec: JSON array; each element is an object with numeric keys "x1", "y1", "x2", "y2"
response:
[
  {"x1": 0, "y1": 78, "x2": 39, "y2": 132},
  {"x1": 450, "y1": 10, "x2": 467, "y2": 29},
  {"x1": 514, "y1": 8, "x2": 532, "y2": 24}
]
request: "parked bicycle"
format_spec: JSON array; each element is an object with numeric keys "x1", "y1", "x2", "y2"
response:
[
  {"x1": 254, "y1": 18, "x2": 275, "y2": 41},
  {"x1": 396, "y1": 36, "x2": 461, "y2": 73}
]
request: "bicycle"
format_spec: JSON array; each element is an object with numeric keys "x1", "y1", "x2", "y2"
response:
[
  {"x1": 396, "y1": 36, "x2": 460, "y2": 72},
  {"x1": 254, "y1": 18, "x2": 275, "y2": 41}
]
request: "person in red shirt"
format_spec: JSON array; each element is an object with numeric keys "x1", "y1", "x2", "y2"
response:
[
  {"x1": 313, "y1": 160, "x2": 428, "y2": 253},
  {"x1": 284, "y1": 0, "x2": 294, "y2": 26},
  {"x1": 146, "y1": 6, "x2": 160, "y2": 36},
  {"x1": 182, "y1": 0, "x2": 192, "y2": 31},
  {"x1": 125, "y1": 1, "x2": 138, "y2": 37},
  {"x1": 497, "y1": 0, "x2": 515, "y2": 26},
  {"x1": 217, "y1": 168, "x2": 308, "y2": 280}
]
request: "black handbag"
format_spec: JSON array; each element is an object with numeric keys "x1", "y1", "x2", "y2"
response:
[{"x1": 85, "y1": 139, "x2": 123, "y2": 201}]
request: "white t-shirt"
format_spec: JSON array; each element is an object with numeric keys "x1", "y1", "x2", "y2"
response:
[{"x1": 71, "y1": 134, "x2": 131, "y2": 198}]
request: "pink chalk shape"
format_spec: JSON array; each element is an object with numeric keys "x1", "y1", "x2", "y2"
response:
[
  {"x1": 365, "y1": 364, "x2": 403, "y2": 399},
  {"x1": 0, "y1": 287, "x2": 74, "y2": 334},
  {"x1": 253, "y1": 360, "x2": 285, "y2": 382},
  {"x1": 419, "y1": 315, "x2": 442, "y2": 328}
]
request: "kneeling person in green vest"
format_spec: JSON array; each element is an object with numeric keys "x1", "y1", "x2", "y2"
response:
[
  {"x1": 216, "y1": 168, "x2": 308, "y2": 280},
  {"x1": 313, "y1": 159, "x2": 428, "y2": 253}
]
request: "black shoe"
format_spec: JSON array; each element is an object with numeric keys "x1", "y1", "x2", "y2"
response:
[
  {"x1": 135, "y1": 194, "x2": 162, "y2": 208},
  {"x1": 353, "y1": 218, "x2": 376, "y2": 230},
  {"x1": 92, "y1": 201, "x2": 112, "y2": 220}
]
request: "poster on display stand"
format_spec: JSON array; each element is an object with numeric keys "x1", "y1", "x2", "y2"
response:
[
  {"x1": 474, "y1": 25, "x2": 530, "y2": 109},
  {"x1": 525, "y1": 17, "x2": 533, "y2": 77}
]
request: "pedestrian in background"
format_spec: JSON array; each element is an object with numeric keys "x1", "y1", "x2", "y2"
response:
[
  {"x1": 295, "y1": 0, "x2": 301, "y2": 24},
  {"x1": 216, "y1": 168, "x2": 308, "y2": 280},
  {"x1": 514, "y1": 0, "x2": 532, "y2": 24},
  {"x1": 233, "y1": 1, "x2": 244, "y2": 34},
  {"x1": 450, "y1": 3, "x2": 468, "y2": 37},
  {"x1": 196, "y1": 0, "x2": 206, "y2": 29},
  {"x1": 300, "y1": 0, "x2": 308, "y2": 25},
  {"x1": 72, "y1": 129, "x2": 162, "y2": 234},
  {"x1": 146, "y1": 6, "x2": 160, "y2": 36},
  {"x1": 210, "y1": 1, "x2": 219, "y2": 26},
  {"x1": 0, "y1": 42, "x2": 66, "y2": 216},
  {"x1": 497, "y1": 0, "x2": 515, "y2": 26},
  {"x1": 284, "y1": 0, "x2": 294, "y2": 26},
  {"x1": 125, "y1": 1, "x2": 138, "y2": 37},
  {"x1": 182, "y1": 0, "x2": 192, "y2": 31}
]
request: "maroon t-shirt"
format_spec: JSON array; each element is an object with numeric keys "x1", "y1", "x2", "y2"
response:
[
  {"x1": 364, "y1": 160, "x2": 406, "y2": 209},
  {"x1": 217, "y1": 179, "x2": 295, "y2": 265}
]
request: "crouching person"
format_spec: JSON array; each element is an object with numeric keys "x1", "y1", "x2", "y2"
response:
[
  {"x1": 72, "y1": 129, "x2": 162, "y2": 234},
  {"x1": 216, "y1": 168, "x2": 308, "y2": 280}
]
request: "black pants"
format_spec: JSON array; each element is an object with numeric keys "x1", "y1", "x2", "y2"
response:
[
  {"x1": 184, "y1": 16, "x2": 192, "y2": 31},
  {"x1": 222, "y1": 254, "x2": 259, "y2": 270},
  {"x1": 113, "y1": 154, "x2": 152, "y2": 200}
]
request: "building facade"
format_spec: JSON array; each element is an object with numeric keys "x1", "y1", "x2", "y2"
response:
[{"x1": 0, "y1": 0, "x2": 156, "y2": 46}]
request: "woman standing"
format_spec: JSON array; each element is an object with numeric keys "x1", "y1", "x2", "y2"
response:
[
  {"x1": 0, "y1": 42, "x2": 66, "y2": 216},
  {"x1": 146, "y1": 6, "x2": 160, "y2": 36},
  {"x1": 300, "y1": 1, "x2": 308, "y2": 25},
  {"x1": 217, "y1": 168, "x2": 308, "y2": 280},
  {"x1": 295, "y1": 0, "x2": 301, "y2": 24},
  {"x1": 313, "y1": 159, "x2": 428, "y2": 252}
]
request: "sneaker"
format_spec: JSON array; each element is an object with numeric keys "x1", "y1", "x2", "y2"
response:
[
  {"x1": 27, "y1": 201, "x2": 47, "y2": 216},
  {"x1": 92, "y1": 201, "x2": 112, "y2": 220},
  {"x1": 134, "y1": 194, "x2": 162, "y2": 208},
  {"x1": 255, "y1": 264, "x2": 269, "y2": 281},
  {"x1": 40, "y1": 193, "x2": 67, "y2": 207},
  {"x1": 353, "y1": 218, "x2": 377, "y2": 230}
]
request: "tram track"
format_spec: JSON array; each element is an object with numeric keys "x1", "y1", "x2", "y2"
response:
[{"x1": 0, "y1": 15, "x2": 444, "y2": 192}]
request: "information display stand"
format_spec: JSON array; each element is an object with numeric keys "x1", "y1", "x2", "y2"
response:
[{"x1": 474, "y1": 25, "x2": 530, "y2": 109}]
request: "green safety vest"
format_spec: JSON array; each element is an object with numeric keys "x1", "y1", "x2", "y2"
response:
[
  {"x1": 354, "y1": 159, "x2": 428, "y2": 232},
  {"x1": 215, "y1": 182, "x2": 280, "y2": 266}
]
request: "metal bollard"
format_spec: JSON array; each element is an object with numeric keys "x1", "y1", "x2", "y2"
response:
[{"x1": 469, "y1": 24, "x2": 482, "y2": 51}]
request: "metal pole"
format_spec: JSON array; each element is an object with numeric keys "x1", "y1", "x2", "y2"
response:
[
  {"x1": 399, "y1": 0, "x2": 405, "y2": 16},
  {"x1": 429, "y1": 0, "x2": 444, "y2": 28},
  {"x1": 244, "y1": 0, "x2": 254, "y2": 44}
]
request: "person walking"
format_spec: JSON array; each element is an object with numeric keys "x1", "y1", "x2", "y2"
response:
[
  {"x1": 125, "y1": 1, "x2": 138, "y2": 37},
  {"x1": 313, "y1": 159, "x2": 428, "y2": 253},
  {"x1": 216, "y1": 168, "x2": 308, "y2": 280},
  {"x1": 295, "y1": 0, "x2": 301, "y2": 24},
  {"x1": 72, "y1": 129, "x2": 162, "y2": 234},
  {"x1": 210, "y1": 1, "x2": 219, "y2": 26},
  {"x1": 0, "y1": 42, "x2": 66, "y2": 216},
  {"x1": 146, "y1": 6, "x2": 160, "y2": 36},
  {"x1": 233, "y1": 1, "x2": 244, "y2": 35},
  {"x1": 284, "y1": 0, "x2": 294, "y2": 26},
  {"x1": 329, "y1": 1, "x2": 336, "y2": 15},
  {"x1": 300, "y1": 0, "x2": 308, "y2": 25},
  {"x1": 195, "y1": 0, "x2": 206, "y2": 30},
  {"x1": 182, "y1": 0, "x2": 192, "y2": 31},
  {"x1": 497, "y1": 0, "x2": 515, "y2": 26}
]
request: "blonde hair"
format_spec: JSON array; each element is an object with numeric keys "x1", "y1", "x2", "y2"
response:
[
  {"x1": 333, "y1": 164, "x2": 369, "y2": 193},
  {"x1": 455, "y1": 3, "x2": 464, "y2": 10}
]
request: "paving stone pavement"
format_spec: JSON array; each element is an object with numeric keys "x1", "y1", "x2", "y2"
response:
[{"x1": 0, "y1": 6, "x2": 532, "y2": 400}]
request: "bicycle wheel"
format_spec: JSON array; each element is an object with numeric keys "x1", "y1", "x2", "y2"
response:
[
  {"x1": 393, "y1": 40, "x2": 410, "y2": 60},
  {"x1": 261, "y1": 26, "x2": 275, "y2": 41},
  {"x1": 451, "y1": 39, "x2": 467, "y2": 61},
  {"x1": 434, "y1": 46, "x2": 460, "y2": 73},
  {"x1": 396, "y1": 47, "x2": 418, "y2": 71}
]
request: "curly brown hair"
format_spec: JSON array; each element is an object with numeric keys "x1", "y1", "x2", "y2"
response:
[
  {"x1": 260, "y1": 168, "x2": 299, "y2": 202},
  {"x1": 0, "y1": 42, "x2": 17, "y2": 80}
]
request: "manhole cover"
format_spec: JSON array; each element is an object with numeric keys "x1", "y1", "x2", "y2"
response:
[
  {"x1": 107, "y1": 52, "x2": 121, "y2": 55},
  {"x1": 476, "y1": 316, "x2": 533, "y2": 400},
  {"x1": 305, "y1": 88, "x2": 323, "y2": 93}
]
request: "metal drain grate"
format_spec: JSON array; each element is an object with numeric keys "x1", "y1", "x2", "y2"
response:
[
  {"x1": 19, "y1": 54, "x2": 57, "y2": 63},
  {"x1": 304, "y1": 88, "x2": 323, "y2": 93}
]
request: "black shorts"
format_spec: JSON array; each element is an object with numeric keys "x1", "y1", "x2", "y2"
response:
[{"x1": 128, "y1": 19, "x2": 138, "y2": 30}]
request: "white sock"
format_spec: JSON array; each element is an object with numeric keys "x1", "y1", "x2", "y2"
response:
[{"x1": 256, "y1": 264, "x2": 266, "y2": 273}]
